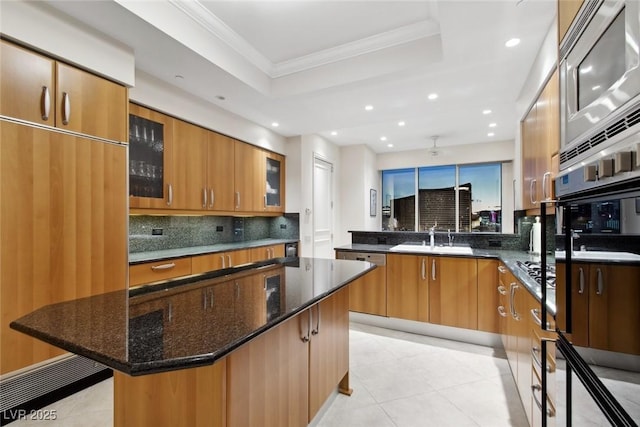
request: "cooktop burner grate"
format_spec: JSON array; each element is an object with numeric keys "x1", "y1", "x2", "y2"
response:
[{"x1": 516, "y1": 261, "x2": 556, "y2": 288}]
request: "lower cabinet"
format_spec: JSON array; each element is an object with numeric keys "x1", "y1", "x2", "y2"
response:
[
  {"x1": 386, "y1": 254, "x2": 429, "y2": 322},
  {"x1": 429, "y1": 257, "x2": 478, "y2": 329},
  {"x1": 249, "y1": 244, "x2": 285, "y2": 263},
  {"x1": 129, "y1": 257, "x2": 192, "y2": 287},
  {"x1": 191, "y1": 249, "x2": 251, "y2": 273},
  {"x1": 477, "y1": 259, "x2": 500, "y2": 333}
]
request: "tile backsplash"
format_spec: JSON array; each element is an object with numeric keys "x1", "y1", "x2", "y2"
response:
[{"x1": 129, "y1": 214, "x2": 299, "y2": 253}]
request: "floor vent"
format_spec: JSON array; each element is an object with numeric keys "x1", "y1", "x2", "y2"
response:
[{"x1": 0, "y1": 355, "x2": 110, "y2": 424}]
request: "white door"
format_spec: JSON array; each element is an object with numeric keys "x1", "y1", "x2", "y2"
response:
[{"x1": 313, "y1": 156, "x2": 333, "y2": 259}]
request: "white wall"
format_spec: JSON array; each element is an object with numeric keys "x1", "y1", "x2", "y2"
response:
[
  {"x1": 131, "y1": 71, "x2": 287, "y2": 155},
  {"x1": 0, "y1": 0, "x2": 134, "y2": 86}
]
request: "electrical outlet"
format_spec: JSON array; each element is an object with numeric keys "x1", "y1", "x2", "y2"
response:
[
  {"x1": 280, "y1": 224, "x2": 286, "y2": 229},
  {"x1": 488, "y1": 240, "x2": 502, "y2": 248},
  {"x1": 216, "y1": 226, "x2": 223, "y2": 232},
  {"x1": 151, "y1": 228, "x2": 163, "y2": 236}
]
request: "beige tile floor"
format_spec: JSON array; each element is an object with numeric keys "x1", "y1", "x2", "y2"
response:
[{"x1": 10, "y1": 323, "x2": 529, "y2": 427}]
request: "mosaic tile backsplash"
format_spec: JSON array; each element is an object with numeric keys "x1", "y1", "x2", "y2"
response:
[{"x1": 129, "y1": 214, "x2": 299, "y2": 253}]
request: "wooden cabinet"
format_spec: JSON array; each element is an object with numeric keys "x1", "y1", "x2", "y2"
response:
[
  {"x1": 170, "y1": 119, "x2": 208, "y2": 210},
  {"x1": 0, "y1": 40, "x2": 127, "y2": 142},
  {"x1": 558, "y1": 0, "x2": 585, "y2": 45},
  {"x1": 1, "y1": 120, "x2": 127, "y2": 374},
  {"x1": 250, "y1": 244, "x2": 285, "y2": 262},
  {"x1": 429, "y1": 257, "x2": 478, "y2": 330},
  {"x1": 522, "y1": 70, "x2": 559, "y2": 212},
  {"x1": 129, "y1": 257, "x2": 192, "y2": 287},
  {"x1": 264, "y1": 151, "x2": 285, "y2": 213},
  {"x1": 191, "y1": 249, "x2": 251, "y2": 274},
  {"x1": 477, "y1": 259, "x2": 500, "y2": 333},
  {"x1": 234, "y1": 140, "x2": 264, "y2": 212},
  {"x1": 206, "y1": 131, "x2": 235, "y2": 211},
  {"x1": 557, "y1": 262, "x2": 640, "y2": 355},
  {"x1": 386, "y1": 254, "x2": 429, "y2": 322},
  {"x1": 335, "y1": 251, "x2": 387, "y2": 316}
]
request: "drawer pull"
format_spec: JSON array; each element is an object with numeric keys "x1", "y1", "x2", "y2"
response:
[
  {"x1": 498, "y1": 265, "x2": 507, "y2": 274},
  {"x1": 532, "y1": 384, "x2": 555, "y2": 417},
  {"x1": 41, "y1": 86, "x2": 50, "y2": 120},
  {"x1": 62, "y1": 92, "x2": 70, "y2": 125},
  {"x1": 497, "y1": 285, "x2": 507, "y2": 295},
  {"x1": 150, "y1": 262, "x2": 176, "y2": 271},
  {"x1": 531, "y1": 346, "x2": 555, "y2": 373},
  {"x1": 497, "y1": 305, "x2": 507, "y2": 317}
]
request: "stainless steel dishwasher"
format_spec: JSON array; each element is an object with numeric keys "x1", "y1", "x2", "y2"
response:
[{"x1": 335, "y1": 251, "x2": 387, "y2": 316}]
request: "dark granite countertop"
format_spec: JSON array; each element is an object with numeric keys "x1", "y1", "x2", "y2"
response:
[
  {"x1": 129, "y1": 238, "x2": 299, "y2": 264},
  {"x1": 11, "y1": 257, "x2": 374, "y2": 376},
  {"x1": 335, "y1": 244, "x2": 556, "y2": 314}
]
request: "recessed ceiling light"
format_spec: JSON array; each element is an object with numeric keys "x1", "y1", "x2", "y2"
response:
[
  {"x1": 380, "y1": 136, "x2": 387, "y2": 141},
  {"x1": 489, "y1": 123, "x2": 497, "y2": 128},
  {"x1": 387, "y1": 143, "x2": 394, "y2": 148},
  {"x1": 482, "y1": 109, "x2": 492, "y2": 115},
  {"x1": 488, "y1": 132, "x2": 495, "y2": 137},
  {"x1": 505, "y1": 38, "x2": 520, "y2": 48},
  {"x1": 331, "y1": 131, "x2": 337, "y2": 136},
  {"x1": 175, "y1": 74, "x2": 184, "y2": 80},
  {"x1": 215, "y1": 95, "x2": 225, "y2": 101},
  {"x1": 271, "y1": 122, "x2": 279, "y2": 127},
  {"x1": 428, "y1": 93, "x2": 438, "y2": 100},
  {"x1": 365, "y1": 105, "x2": 374, "y2": 111},
  {"x1": 398, "y1": 121, "x2": 405, "y2": 127},
  {"x1": 592, "y1": 85, "x2": 601, "y2": 91}
]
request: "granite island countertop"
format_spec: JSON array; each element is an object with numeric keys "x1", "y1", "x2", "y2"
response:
[{"x1": 11, "y1": 257, "x2": 375, "y2": 376}]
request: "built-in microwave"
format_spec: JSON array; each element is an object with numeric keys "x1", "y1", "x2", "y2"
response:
[{"x1": 560, "y1": 0, "x2": 640, "y2": 170}]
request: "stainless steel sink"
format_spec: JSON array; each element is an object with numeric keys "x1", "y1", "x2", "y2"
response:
[
  {"x1": 390, "y1": 243, "x2": 473, "y2": 255},
  {"x1": 555, "y1": 250, "x2": 640, "y2": 261}
]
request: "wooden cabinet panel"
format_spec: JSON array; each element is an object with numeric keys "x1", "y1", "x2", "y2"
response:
[
  {"x1": 558, "y1": 0, "x2": 585, "y2": 45},
  {"x1": 309, "y1": 287, "x2": 350, "y2": 421},
  {"x1": 55, "y1": 62, "x2": 127, "y2": 142},
  {"x1": 171, "y1": 119, "x2": 208, "y2": 210},
  {"x1": 234, "y1": 141, "x2": 264, "y2": 212},
  {"x1": 555, "y1": 262, "x2": 589, "y2": 347},
  {"x1": 347, "y1": 265, "x2": 387, "y2": 317},
  {"x1": 0, "y1": 40, "x2": 55, "y2": 125},
  {"x1": 522, "y1": 103, "x2": 539, "y2": 210},
  {"x1": 264, "y1": 151, "x2": 285, "y2": 213},
  {"x1": 1, "y1": 121, "x2": 127, "y2": 374},
  {"x1": 207, "y1": 132, "x2": 235, "y2": 211},
  {"x1": 386, "y1": 254, "x2": 428, "y2": 322},
  {"x1": 250, "y1": 244, "x2": 285, "y2": 262},
  {"x1": 429, "y1": 257, "x2": 478, "y2": 330},
  {"x1": 114, "y1": 360, "x2": 226, "y2": 427},
  {"x1": 191, "y1": 249, "x2": 252, "y2": 274},
  {"x1": 227, "y1": 312, "x2": 309, "y2": 427},
  {"x1": 129, "y1": 257, "x2": 192, "y2": 287},
  {"x1": 477, "y1": 259, "x2": 500, "y2": 333}
]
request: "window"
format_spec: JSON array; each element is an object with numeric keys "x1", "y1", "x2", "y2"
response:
[{"x1": 381, "y1": 163, "x2": 502, "y2": 232}]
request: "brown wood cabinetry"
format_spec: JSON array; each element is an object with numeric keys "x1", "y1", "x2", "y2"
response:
[
  {"x1": 234, "y1": 140, "x2": 264, "y2": 212},
  {"x1": 558, "y1": 0, "x2": 585, "y2": 45},
  {"x1": 522, "y1": 70, "x2": 559, "y2": 212},
  {"x1": 0, "y1": 121, "x2": 127, "y2": 374},
  {"x1": 557, "y1": 262, "x2": 640, "y2": 355},
  {"x1": 129, "y1": 257, "x2": 193, "y2": 287},
  {"x1": 429, "y1": 257, "x2": 478, "y2": 330},
  {"x1": 170, "y1": 119, "x2": 208, "y2": 210},
  {"x1": 386, "y1": 254, "x2": 429, "y2": 322},
  {"x1": 0, "y1": 40, "x2": 127, "y2": 142},
  {"x1": 207, "y1": 131, "x2": 235, "y2": 211},
  {"x1": 478, "y1": 259, "x2": 500, "y2": 333},
  {"x1": 191, "y1": 249, "x2": 251, "y2": 274},
  {"x1": 347, "y1": 264, "x2": 387, "y2": 317},
  {"x1": 250, "y1": 244, "x2": 285, "y2": 262}
]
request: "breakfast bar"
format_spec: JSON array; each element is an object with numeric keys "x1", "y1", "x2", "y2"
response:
[{"x1": 11, "y1": 257, "x2": 376, "y2": 427}]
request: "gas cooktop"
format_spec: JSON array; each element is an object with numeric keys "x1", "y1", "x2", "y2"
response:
[{"x1": 516, "y1": 260, "x2": 556, "y2": 288}]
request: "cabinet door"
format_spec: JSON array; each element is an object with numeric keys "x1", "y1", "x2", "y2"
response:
[
  {"x1": 429, "y1": 257, "x2": 478, "y2": 329},
  {"x1": 129, "y1": 104, "x2": 175, "y2": 209},
  {"x1": 228, "y1": 249, "x2": 251, "y2": 267},
  {"x1": 555, "y1": 262, "x2": 589, "y2": 347},
  {"x1": 264, "y1": 151, "x2": 285, "y2": 213},
  {"x1": 1, "y1": 121, "x2": 127, "y2": 374},
  {"x1": 309, "y1": 287, "x2": 349, "y2": 421},
  {"x1": 347, "y1": 264, "x2": 387, "y2": 317},
  {"x1": 227, "y1": 311, "x2": 309, "y2": 427},
  {"x1": 129, "y1": 257, "x2": 192, "y2": 287},
  {"x1": 207, "y1": 132, "x2": 235, "y2": 211},
  {"x1": 0, "y1": 40, "x2": 55, "y2": 125},
  {"x1": 386, "y1": 254, "x2": 428, "y2": 322},
  {"x1": 537, "y1": 70, "x2": 559, "y2": 202},
  {"x1": 522, "y1": 103, "x2": 538, "y2": 210},
  {"x1": 234, "y1": 141, "x2": 263, "y2": 212},
  {"x1": 477, "y1": 259, "x2": 500, "y2": 333},
  {"x1": 55, "y1": 62, "x2": 127, "y2": 141},
  {"x1": 516, "y1": 288, "x2": 536, "y2": 425},
  {"x1": 171, "y1": 119, "x2": 208, "y2": 210},
  {"x1": 250, "y1": 245, "x2": 285, "y2": 262},
  {"x1": 589, "y1": 264, "x2": 640, "y2": 355}
]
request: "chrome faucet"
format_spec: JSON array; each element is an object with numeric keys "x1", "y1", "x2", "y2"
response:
[
  {"x1": 570, "y1": 229, "x2": 580, "y2": 255},
  {"x1": 448, "y1": 229, "x2": 454, "y2": 247},
  {"x1": 429, "y1": 223, "x2": 437, "y2": 249}
]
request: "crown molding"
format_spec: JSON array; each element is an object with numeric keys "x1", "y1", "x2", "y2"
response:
[{"x1": 170, "y1": 0, "x2": 439, "y2": 79}]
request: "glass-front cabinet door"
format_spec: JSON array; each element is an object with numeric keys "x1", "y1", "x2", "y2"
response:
[
  {"x1": 264, "y1": 151, "x2": 285, "y2": 212},
  {"x1": 128, "y1": 104, "x2": 174, "y2": 209}
]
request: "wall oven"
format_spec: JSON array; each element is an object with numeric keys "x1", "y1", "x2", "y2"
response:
[{"x1": 560, "y1": 0, "x2": 640, "y2": 170}]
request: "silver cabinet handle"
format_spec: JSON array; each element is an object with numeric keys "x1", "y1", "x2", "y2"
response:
[
  {"x1": 227, "y1": 255, "x2": 232, "y2": 267},
  {"x1": 41, "y1": 86, "x2": 50, "y2": 121},
  {"x1": 220, "y1": 255, "x2": 226, "y2": 269},
  {"x1": 431, "y1": 258, "x2": 436, "y2": 281},
  {"x1": 301, "y1": 310, "x2": 311, "y2": 342},
  {"x1": 596, "y1": 268, "x2": 604, "y2": 295},
  {"x1": 497, "y1": 265, "x2": 507, "y2": 274},
  {"x1": 150, "y1": 262, "x2": 176, "y2": 271},
  {"x1": 202, "y1": 188, "x2": 207, "y2": 208},
  {"x1": 498, "y1": 306, "x2": 507, "y2": 317},
  {"x1": 209, "y1": 189, "x2": 214, "y2": 208},
  {"x1": 530, "y1": 179, "x2": 537, "y2": 205},
  {"x1": 235, "y1": 192, "x2": 240, "y2": 209},
  {"x1": 312, "y1": 305, "x2": 320, "y2": 336},
  {"x1": 167, "y1": 184, "x2": 173, "y2": 206},
  {"x1": 421, "y1": 258, "x2": 426, "y2": 280},
  {"x1": 531, "y1": 346, "x2": 555, "y2": 373},
  {"x1": 264, "y1": 194, "x2": 267, "y2": 209},
  {"x1": 510, "y1": 283, "x2": 520, "y2": 319},
  {"x1": 542, "y1": 172, "x2": 551, "y2": 200},
  {"x1": 532, "y1": 384, "x2": 555, "y2": 417},
  {"x1": 167, "y1": 302, "x2": 173, "y2": 323},
  {"x1": 62, "y1": 92, "x2": 71, "y2": 125},
  {"x1": 531, "y1": 308, "x2": 542, "y2": 326},
  {"x1": 578, "y1": 267, "x2": 585, "y2": 294},
  {"x1": 497, "y1": 285, "x2": 507, "y2": 295}
]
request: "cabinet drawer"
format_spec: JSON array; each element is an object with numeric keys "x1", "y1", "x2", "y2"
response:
[{"x1": 130, "y1": 257, "x2": 192, "y2": 286}]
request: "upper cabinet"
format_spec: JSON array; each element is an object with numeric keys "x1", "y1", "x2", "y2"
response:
[
  {"x1": 0, "y1": 40, "x2": 127, "y2": 142},
  {"x1": 522, "y1": 70, "x2": 559, "y2": 211},
  {"x1": 207, "y1": 132, "x2": 235, "y2": 211},
  {"x1": 558, "y1": 0, "x2": 585, "y2": 45},
  {"x1": 264, "y1": 151, "x2": 285, "y2": 212}
]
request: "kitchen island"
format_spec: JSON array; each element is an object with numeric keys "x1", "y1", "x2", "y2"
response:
[{"x1": 11, "y1": 257, "x2": 375, "y2": 427}]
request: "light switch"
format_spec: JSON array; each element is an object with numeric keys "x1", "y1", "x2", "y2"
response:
[{"x1": 598, "y1": 159, "x2": 614, "y2": 178}]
